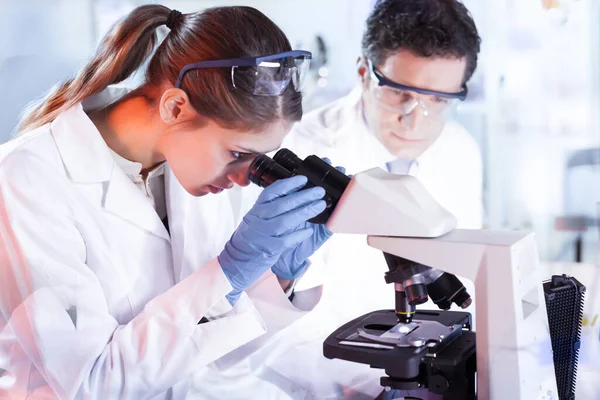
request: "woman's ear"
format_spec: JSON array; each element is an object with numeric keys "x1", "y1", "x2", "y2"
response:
[{"x1": 159, "y1": 88, "x2": 196, "y2": 125}]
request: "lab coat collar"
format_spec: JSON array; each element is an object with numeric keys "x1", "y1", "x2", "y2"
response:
[
  {"x1": 51, "y1": 103, "x2": 114, "y2": 183},
  {"x1": 50, "y1": 88, "x2": 170, "y2": 241},
  {"x1": 51, "y1": 85, "x2": 134, "y2": 183},
  {"x1": 333, "y1": 86, "x2": 364, "y2": 139}
]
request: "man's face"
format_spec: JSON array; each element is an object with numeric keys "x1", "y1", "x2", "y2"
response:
[{"x1": 360, "y1": 50, "x2": 467, "y2": 160}]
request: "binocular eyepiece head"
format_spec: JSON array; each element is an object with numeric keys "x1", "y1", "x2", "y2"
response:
[{"x1": 247, "y1": 149, "x2": 351, "y2": 224}]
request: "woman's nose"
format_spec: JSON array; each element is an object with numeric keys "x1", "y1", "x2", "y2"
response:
[{"x1": 227, "y1": 164, "x2": 251, "y2": 187}]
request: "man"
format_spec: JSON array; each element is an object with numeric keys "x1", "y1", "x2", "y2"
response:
[
  {"x1": 288, "y1": 0, "x2": 483, "y2": 230},
  {"x1": 191, "y1": 0, "x2": 484, "y2": 398}
]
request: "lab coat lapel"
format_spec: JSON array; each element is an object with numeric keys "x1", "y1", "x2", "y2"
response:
[
  {"x1": 51, "y1": 103, "x2": 170, "y2": 242},
  {"x1": 165, "y1": 167, "x2": 238, "y2": 282},
  {"x1": 103, "y1": 166, "x2": 170, "y2": 242}
]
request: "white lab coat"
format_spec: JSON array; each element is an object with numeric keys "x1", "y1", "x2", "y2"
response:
[
  {"x1": 187, "y1": 87, "x2": 484, "y2": 399},
  {"x1": 0, "y1": 87, "x2": 310, "y2": 400}
]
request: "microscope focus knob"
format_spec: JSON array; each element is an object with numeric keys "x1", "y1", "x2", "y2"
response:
[
  {"x1": 405, "y1": 284, "x2": 428, "y2": 305},
  {"x1": 429, "y1": 373, "x2": 450, "y2": 394}
]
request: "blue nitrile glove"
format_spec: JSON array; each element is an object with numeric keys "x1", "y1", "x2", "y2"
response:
[
  {"x1": 271, "y1": 160, "x2": 346, "y2": 281},
  {"x1": 219, "y1": 175, "x2": 327, "y2": 305},
  {"x1": 380, "y1": 389, "x2": 403, "y2": 399}
]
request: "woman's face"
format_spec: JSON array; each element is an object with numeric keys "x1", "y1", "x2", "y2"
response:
[{"x1": 159, "y1": 118, "x2": 290, "y2": 196}]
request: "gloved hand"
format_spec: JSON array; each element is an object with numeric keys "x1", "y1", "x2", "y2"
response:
[
  {"x1": 271, "y1": 160, "x2": 346, "y2": 281},
  {"x1": 219, "y1": 175, "x2": 327, "y2": 305}
]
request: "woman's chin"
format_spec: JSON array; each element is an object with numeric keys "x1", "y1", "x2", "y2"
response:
[{"x1": 186, "y1": 186, "x2": 209, "y2": 197}]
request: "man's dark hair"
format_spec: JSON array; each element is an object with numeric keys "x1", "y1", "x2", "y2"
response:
[{"x1": 362, "y1": 0, "x2": 481, "y2": 84}]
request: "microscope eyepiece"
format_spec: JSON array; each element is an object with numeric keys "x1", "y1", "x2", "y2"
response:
[
  {"x1": 247, "y1": 149, "x2": 351, "y2": 224},
  {"x1": 248, "y1": 155, "x2": 293, "y2": 187},
  {"x1": 273, "y1": 148, "x2": 303, "y2": 172}
]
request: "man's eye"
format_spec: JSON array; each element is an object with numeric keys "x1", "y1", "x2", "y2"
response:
[
  {"x1": 231, "y1": 151, "x2": 241, "y2": 159},
  {"x1": 433, "y1": 96, "x2": 450, "y2": 104}
]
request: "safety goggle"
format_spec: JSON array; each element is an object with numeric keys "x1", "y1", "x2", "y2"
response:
[
  {"x1": 175, "y1": 50, "x2": 312, "y2": 96},
  {"x1": 368, "y1": 59, "x2": 467, "y2": 118}
]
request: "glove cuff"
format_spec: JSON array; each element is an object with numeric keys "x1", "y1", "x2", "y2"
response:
[
  {"x1": 226, "y1": 289, "x2": 243, "y2": 306},
  {"x1": 272, "y1": 259, "x2": 309, "y2": 281}
]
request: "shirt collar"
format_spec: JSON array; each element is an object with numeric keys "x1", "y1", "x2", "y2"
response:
[{"x1": 109, "y1": 147, "x2": 166, "y2": 182}]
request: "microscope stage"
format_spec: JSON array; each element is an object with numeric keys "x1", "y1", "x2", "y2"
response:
[{"x1": 323, "y1": 309, "x2": 475, "y2": 383}]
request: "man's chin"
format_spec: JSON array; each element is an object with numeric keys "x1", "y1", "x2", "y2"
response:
[{"x1": 381, "y1": 134, "x2": 429, "y2": 160}]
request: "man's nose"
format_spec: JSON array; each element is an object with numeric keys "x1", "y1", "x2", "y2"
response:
[{"x1": 398, "y1": 105, "x2": 426, "y2": 131}]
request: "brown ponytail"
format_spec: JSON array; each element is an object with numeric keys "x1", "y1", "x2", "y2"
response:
[{"x1": 18, "y1": 5, "x2": 172, "y2": 132}]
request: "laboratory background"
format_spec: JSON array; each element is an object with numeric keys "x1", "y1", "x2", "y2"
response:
[{"x1": 1, "y1": 0, "x2": 599, "y2": 393}]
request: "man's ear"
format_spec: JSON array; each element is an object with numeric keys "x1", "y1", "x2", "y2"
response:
[
  {"x1": 159, "y1": 88, "x2": 196, "y2": 125},
  {"x1": 357, "y1": 56, "x2": 370, "y2": 88}
]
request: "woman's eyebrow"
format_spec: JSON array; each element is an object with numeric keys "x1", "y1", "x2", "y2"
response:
[{"x1": 237, "y1": 143, "x2": 282, "y2": 155}]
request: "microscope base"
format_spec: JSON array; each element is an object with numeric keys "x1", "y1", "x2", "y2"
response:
[{"x1": 323, "y1": 309, "x2": 476, "y2": 400}]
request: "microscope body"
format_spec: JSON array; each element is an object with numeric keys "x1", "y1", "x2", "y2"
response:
[{"x1": 325, "y1": 168, "x2": 558, "y2": 399}]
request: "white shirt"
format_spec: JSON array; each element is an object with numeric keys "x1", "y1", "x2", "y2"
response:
[
  {"x1": 386, "y1": 157, "x2": 418, "y2": 175},
  {"x1": 109, "y1": 149, "x2": 167, "y2": 221}
]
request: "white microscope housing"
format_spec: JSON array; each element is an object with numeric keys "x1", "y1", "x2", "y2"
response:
[{"x1": 325, "y1": 167, "x2": 558, "y2": 400}]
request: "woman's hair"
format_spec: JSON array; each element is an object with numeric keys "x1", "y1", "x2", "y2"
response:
[{"x1": 18, "y1": 5, "x2": 303, "y2": 132}]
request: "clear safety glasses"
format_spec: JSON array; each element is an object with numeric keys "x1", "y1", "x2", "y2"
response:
[
  {"x1": 367, "y1": 59, "x2": 467, "y2": 120},
  {"x1": 175, "y1": 50, "x2": 312, "y2": 96}
]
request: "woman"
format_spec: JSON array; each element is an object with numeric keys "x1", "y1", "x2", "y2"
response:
[{"x1": 0, "y1": 5, "x2": 331, "y2": 399}]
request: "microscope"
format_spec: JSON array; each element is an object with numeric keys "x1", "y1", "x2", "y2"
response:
[{"x1": 248, "y1": 150, "x2": 558, "y2": 400}]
